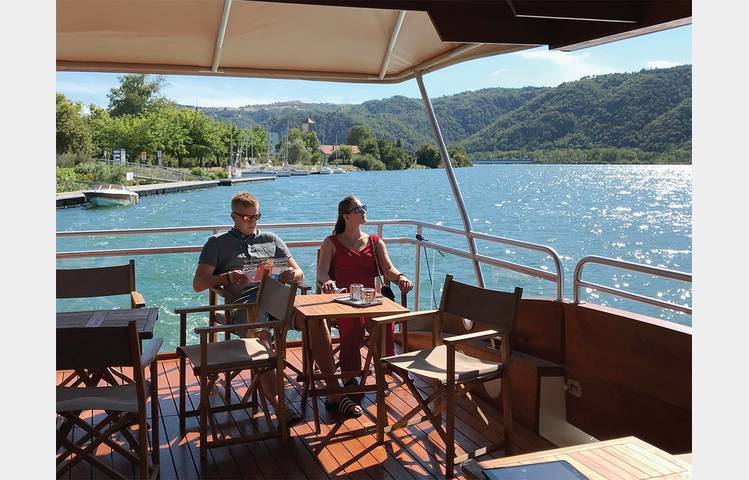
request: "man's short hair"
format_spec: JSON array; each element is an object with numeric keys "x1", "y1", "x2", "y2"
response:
[{"x1": 231, "y1": 192, "x2": 258, "y2": 210}]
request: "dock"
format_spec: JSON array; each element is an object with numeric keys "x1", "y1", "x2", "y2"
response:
[{"x1": 56, "y1": 176, "x2": 275, "y2": 208}]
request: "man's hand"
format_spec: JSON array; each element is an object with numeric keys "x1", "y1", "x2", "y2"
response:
[
  {"x1": 279, "y1": 267, "x2": 297, "y2": 284},
  {"x1": 228, "y1": 269, "x2": 250, "y2": 286}
]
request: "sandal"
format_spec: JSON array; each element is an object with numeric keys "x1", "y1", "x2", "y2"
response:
[
  {"x1": 343, "y1": 378, "x2": 365, "y2": 402},
  {"x1": 324, "y1": 397, "x2": 362, "y2": 418},
  {"x1": 282, "y1": 406, "x2": 303, "y2": 427}
]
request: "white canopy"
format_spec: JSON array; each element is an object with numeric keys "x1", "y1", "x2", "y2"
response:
[{"x1": 57, "y1": 0, "x2": 691, "y2": 83}]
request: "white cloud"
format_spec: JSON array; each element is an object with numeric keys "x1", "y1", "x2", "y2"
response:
[
  {"x1": 645, "y1": 60, "x2": 680, "y2": 69},
  {"x1": 492, "y1": 68, "x2": 508, "y2": 76},
  {"x1": 515, "y1": 49, "x2": 593, "y2": 66}
]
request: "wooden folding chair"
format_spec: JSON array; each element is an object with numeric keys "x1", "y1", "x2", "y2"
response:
[
  {"x1": 175, "y1": 274, "x2": 298, "y2": 464},
  {"x1": 370, "y1": 274, "x2": 522, "y2": 478},
  {"x1": 57, "y1": 259, "x2": 145, "y2": 309},
  {"x1": 56, "y1": 321, "x2": 162, "y2": 479}
]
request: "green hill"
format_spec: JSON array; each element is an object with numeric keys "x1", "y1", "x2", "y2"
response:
[{"x1": 195, "y1": 65, "x2": 691, "y2": 163}]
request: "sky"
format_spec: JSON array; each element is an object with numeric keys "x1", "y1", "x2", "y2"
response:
[{"x1": 56, "y1": 25, "x2": 692, "y2": 109}]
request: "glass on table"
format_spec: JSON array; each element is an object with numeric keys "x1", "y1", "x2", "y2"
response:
[
  {"x1": 350, "y1": 283, "x2": 363, "y2": 301},
  {"x1": 361, "y1": 287, "x2": 376, "y2": 304}
]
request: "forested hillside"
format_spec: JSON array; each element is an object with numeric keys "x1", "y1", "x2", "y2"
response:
[{"x1": 196, "y1": 65, "x2": 691, "y2": 163}]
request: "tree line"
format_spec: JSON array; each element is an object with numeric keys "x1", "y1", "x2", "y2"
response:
[{"x1": 56, "y1": 74, "x2": 471, "y2": 188}]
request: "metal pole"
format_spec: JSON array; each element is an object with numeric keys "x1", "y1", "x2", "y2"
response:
[
  {"x1": 414, "y1": 225, "x2": 422, "y2": 310},
  {"x1": 415, "y1": 71, "x2": 484, "y2": 287}
]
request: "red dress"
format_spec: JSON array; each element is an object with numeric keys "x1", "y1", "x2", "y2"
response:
[{"x1": 329, "y1": 234, "x2": 395, "y2": 373}]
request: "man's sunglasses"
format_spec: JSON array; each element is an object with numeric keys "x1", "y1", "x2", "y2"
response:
[
  {"x1": 232, "y1": 211, "x2": 262, "y2": 221},
  {"x1": 348, "y1": 204, "x2": 367, "y2": 214}
]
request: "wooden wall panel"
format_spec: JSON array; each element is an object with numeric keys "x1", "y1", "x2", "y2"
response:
[
  {"x1": 513, "y1": 298, "x2": 566, "y2": 365},
  {"x1": 564, "y1": 303, "x2": 692, "y2": 453}
]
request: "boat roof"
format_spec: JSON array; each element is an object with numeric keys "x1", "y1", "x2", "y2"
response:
[{"x1": 57, "y1": 0, "x2": 691, "y2": 83}]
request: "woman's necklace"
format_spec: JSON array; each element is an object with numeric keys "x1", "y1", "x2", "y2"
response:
[{"x1": 342, "y1": 233, "x2": 362, "y2": 248}]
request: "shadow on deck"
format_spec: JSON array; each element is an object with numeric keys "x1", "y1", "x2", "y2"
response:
[{"x1": 58, "y1": 345, "x2": 553, "y2": 479}]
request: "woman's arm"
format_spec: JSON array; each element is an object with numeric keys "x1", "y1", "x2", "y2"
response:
[
  {"x1": 317, "y1": 237, "x2": 338, "y2": 293},
  {"x1": 375, "y1": 239, "x2": 413, "y2": 292}
]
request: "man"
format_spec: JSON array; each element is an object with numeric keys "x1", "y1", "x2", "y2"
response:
[{"x1": 193, "y1": 191, "x2": 304, "y2": 425}]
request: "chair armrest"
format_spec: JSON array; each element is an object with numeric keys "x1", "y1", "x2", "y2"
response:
[
  {"x1": 130, "y1": 290, "x2": 146, "y2": 308},
  {"x1": 210, "y1": 285, "x2": 228, "y2": 298},
  {"x1": 174, "y1": 302, "x2": 258, "y2": 314},
  {"x1": 194, "y1": 320, "x2": 282, "y2": 336},
  {"x1": 443, "y1": 329, "x2": 500, "y2": 346},
  {"x1": 140, "y1": 338, "x2": 163, "y2": 366},
  {"x1": 368, "y1": 309, "x2": 439, "y2": 326}
]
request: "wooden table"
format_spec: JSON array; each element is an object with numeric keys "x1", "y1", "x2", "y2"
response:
[
  {"x1": 57, "y1": 307, "x2": 159, "y2": 386},
  {"x1": 57, "y1": 307, "x2": 159, "y2": 339},
  {"x1": 462, "y1": 436, "x2": 691, "y2": 480},
  {"x1": 293, "y1": 293, "x2": 409, "y2": 432}
]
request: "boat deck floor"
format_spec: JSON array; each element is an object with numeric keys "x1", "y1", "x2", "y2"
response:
[{"x1": 57, "y1": 345, "x2": 555, "y2": 479}]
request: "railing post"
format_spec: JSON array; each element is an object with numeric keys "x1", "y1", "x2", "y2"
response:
[{"x1": 414, "y1": 225, "x2": 422, "y2": 311}]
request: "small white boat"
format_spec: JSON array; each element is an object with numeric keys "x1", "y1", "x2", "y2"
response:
[
  {"x1": 276, "y1": 170, "x2": 291, "y2": 177},
  {"x1": 82, "y1": 183, "x2": 139, "y2": 207},
  {"x1": 318, "y1": 167, "x2": 333, "y2": 175},
  {"x1": 290, "y1": 169, "x2": 310, "y2": 176},
  {"x1": 332, "y1": 166, "x2": 344, "y2": 174}
]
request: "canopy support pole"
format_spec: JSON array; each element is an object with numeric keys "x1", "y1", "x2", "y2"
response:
[
  {"x1": 415, "y1": 71, "x2": 484, "y2": 287},
  {"x1": 211, "y1": 0, "x2": 233, "y2": 72}
]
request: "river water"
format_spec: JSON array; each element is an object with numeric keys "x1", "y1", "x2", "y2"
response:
[{"x1": 56, "y1": 164, "x2": 692, "y2": 350}]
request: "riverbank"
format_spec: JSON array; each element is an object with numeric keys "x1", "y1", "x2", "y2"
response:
[{"x1": 56, "y1": 176, "x2": 275, "y2": 208}]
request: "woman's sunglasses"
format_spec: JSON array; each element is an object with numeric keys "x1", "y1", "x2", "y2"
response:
[{"x1": 348, "y1": 204, "x2": 367, "y2": 214}]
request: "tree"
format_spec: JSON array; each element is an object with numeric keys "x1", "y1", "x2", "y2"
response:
[
  {"x1": 415, "y1": 144, "x2": 441, "y2": 168},
  {"x1": 346, "y1": 124, "x2": 374, "y2": 146},
  {"x1": 447, "y1": 144, "x2": 472, "y2": 167},
  {"x1": 107, "y1": 74, "x2": 169, "y2": 117},
  {"x1": 56, "y1": 93, "x2": 93, "y2": 156},
  {"x1": 287, "y1": 138, "x2": 310, "y2": 164}
]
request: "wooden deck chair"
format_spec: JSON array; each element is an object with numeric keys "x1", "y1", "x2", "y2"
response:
[
  {"x1": 56, "y1": 321, "x2": 162, "y2": 480},
  {"x1": 57, "y1": 259, "x2": 145, "y2": 309},
  {"x1": 370, "y1": 274, "x2": 522, "y2": 479},
  {"x1": 57, "y1": 259, "x2": 146, "y2": 389},
  {"x1": 175, "y1": 274, "x2": 298, "y2": 464}
]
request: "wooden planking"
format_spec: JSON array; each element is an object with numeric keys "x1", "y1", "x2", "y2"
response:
[{"x1": 59, "y1": 344, "x2": 553, "y2": 480}]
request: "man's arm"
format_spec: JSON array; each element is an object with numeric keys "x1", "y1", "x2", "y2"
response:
[{"x1": 193, "y1": 263, "x2": 232, "y2": 292}]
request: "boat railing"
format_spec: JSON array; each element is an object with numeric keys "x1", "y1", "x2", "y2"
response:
[
  {"x1": 573, "y1": 255, "x2": 692, "y2": 315},
  {"x1": 57, "y1": 220, "x2": 693, "y2": 316},
  {"x1": 56, "y1": 219, "x2": 566, "y2": 309}
]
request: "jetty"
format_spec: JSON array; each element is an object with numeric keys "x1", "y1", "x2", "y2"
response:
[{"x1": 56, "y1": 176, "x2": 274, "y2": 208}]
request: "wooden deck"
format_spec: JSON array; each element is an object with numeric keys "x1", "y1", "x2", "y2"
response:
[{"x1": 58, "y1": 345, "x2": 554, "y2": 479}]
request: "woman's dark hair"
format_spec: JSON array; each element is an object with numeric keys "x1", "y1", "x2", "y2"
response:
[{"x1": 333, "y1": 195, "x2": 360, "y2": 234}]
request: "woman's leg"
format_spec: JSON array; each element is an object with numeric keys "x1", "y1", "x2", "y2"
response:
[
  {"x1": 337, "y1": 316, "x2": 365, "y2": 378},
  {"x1": 385, "y1": 322, "x2": 395, "y2": 357},
  {"x1": 306, "y1": 319, "x2": 336, "y2": 381}
]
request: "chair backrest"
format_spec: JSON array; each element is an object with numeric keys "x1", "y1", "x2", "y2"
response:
[
  {"x1": 256, "y1": 274, "x2": 298, "y2": 329},
  {"x1": 57, "y1": 321, "x2": 141, "y2": 371},
  {"x1": 57, "y1": 260, "x2": 136, "y2": 299},
  {"x1": 439, "y1": 274, "x2": 522, "y2": 335}
]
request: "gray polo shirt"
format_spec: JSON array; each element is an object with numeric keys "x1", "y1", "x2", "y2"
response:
[{"x1": 198, "y1": 228, "x2": 293, "y2": 304}]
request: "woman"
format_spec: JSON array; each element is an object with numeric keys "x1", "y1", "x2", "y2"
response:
[{"x1": 315, "y1": 195, "x2": 413, "y2": 417}]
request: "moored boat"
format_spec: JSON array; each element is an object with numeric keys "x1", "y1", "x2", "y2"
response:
[{"x1": 81, "y1": 183, "x2": 139, "y2": 207}]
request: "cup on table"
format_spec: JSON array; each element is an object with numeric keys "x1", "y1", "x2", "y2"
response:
[
  {"x1": 350, "y1": 283, "x2": 363, "y2": 301},
  {"x1": 361, "y1": 287, "x2": 376, "y2": 304}
]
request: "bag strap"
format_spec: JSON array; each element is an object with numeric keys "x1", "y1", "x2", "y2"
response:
[{"x1": 370, "y1": 236, "x2": 390, "y2": 286}]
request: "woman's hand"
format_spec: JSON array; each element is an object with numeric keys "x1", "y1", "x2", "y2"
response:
[
  {"x1": 320, "y1": 280, "x2": 338, "y2": 294},
  {"x1": 397, "y1": 275, "x2": 413, "y2": 293}
]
